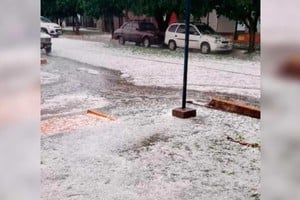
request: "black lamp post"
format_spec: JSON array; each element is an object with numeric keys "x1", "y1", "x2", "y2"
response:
[{"x1": 172, "y1": 0, "x2": 196, "y2": 118}]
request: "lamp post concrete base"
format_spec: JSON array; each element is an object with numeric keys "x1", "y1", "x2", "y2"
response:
[{"x1": 172, "y1": 107, "x2": 196, "y2": 119}]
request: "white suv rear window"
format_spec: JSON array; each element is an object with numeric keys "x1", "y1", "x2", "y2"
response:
[
  {"x1": 176, "y1": 25, "x2": 185, "y2": 34},
  {"x1": 168, "y1": 25, "x2": 178, "y2": 32}
]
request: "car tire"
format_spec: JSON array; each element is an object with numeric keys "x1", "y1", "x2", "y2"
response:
[
  {"x1": 41, "y1": 28, "x2": 48, "y2": 34},
  {"x1": 168, "y1": 40, "x2": 177, "y2": 51},
  {"x1": 142, "y1": 37, "x2": 150, "y2": 48},
  {"x1": 45, "y1": 47, "x2": 52, "y2": 54},
  {"x1": 119, "y1": 36, "x2": 125, "y2": 45},
  {"x1": 200, "y1": 42, "x2": 211, "y2": 54}
]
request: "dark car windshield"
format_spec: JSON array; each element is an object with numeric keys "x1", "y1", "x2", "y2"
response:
[
  {"x1": 41, "y1": 16, "x2": 52, "y2": 23},
  {"x1": 139, "y1": 23, "x2": 157, "y2": 31},
  {"x1": 196, "y1": 24, "x2": 215, "y2": 34}
]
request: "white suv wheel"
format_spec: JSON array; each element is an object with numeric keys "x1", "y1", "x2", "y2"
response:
[
  {"x1": 168, "y1": 40, "x2": 176, "y2": 51},
  {"x1": 201, "y1": 43, "x2": 211, "y2": 54}
]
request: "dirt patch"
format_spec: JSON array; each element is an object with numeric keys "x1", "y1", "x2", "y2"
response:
[{"x1": 140, "y1": 133, "x2": 170, "y2": 147}]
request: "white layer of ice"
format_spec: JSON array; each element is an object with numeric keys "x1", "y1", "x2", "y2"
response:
[{"x1": 51, "y1": 38, "x2": 260, "y2": 98}]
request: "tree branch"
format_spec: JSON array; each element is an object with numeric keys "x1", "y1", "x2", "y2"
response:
[{"x1": 243, "y1": 19, "x2": 250, "y2": 29}]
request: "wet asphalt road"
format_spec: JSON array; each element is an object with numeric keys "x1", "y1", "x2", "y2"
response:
[
  {"x1": 41, "y1": 55, "x2": 184, "y2": 121},
  {"x1": 41, "y1": 55, "x2": 259, "y2": 120}
]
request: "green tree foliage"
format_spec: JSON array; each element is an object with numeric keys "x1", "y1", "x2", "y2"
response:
[
  {"x1": 81, "y1": 0, "x2": 126, "y2": 34},
  {"x1": 41, "y1": 0, "x2": 83, "y2": 20},
  {"x1": 41, "y1": 0, "x2": 212, "y2": 32},
  {"x1": 41, "y1": 0, "x2": 60, "y2": 21},
  {"x1": 56, "y1": 0, "x2": 83, "y2": 17},
  {"x1": 82, "y1": 0, "x2": 124, "y2": 18},
  {"x1": 41, "y1": 0, "x2": 84, "y2": 32},
  {"x1": 129, "y1": 0, "x2": 183, "y2": 31},
  {"x1": 129, "y1": 0, "x2": 213, "y2": 31},
  {"x1": 211, "y1": 0, "x2": 260, "y2": 52},
  {"x1": 191, "y1": 0, "x2": 214, "y2": 19},
  {"x1": 42, "y1": 0, "x2": 259, "y2": 52}
]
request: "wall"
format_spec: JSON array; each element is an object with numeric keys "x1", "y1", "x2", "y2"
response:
[
  {"x1": 200, "y1": 10, "x2": 218, "y2": 30},
  {"x1": 96, "y1": 12, "x2": 159, "y2": 33},
  {"x1": 200, "y1": 10, "x2": 236, "y2": 33},
  {"x1": 216, "y1": 16, "x2": 235, "y2": 33}
]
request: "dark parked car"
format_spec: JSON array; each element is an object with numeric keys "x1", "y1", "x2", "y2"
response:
[{"x1": 113, "y1": 21, "x2": 163, "y2": 47}]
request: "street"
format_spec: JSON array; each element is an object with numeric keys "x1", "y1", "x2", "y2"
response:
[
  {"x1": 51, "y1": 37, "x2": 260, "y2": 97},
  {"x1": 41, "y1": 38, "x2": 260, "y2": 200}
]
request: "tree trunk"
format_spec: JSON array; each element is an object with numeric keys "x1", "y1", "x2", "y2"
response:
[
  {"x1": 233, "y1": 21, "x2": 238, "y2": 40},
  {"x1": 119, "y1": 17, "x2": 123, "y2": 28},
  {"x1": 72, "y1": 17, "x2": 75, "y2": 32},
  {"x1": 248, "y1": 24, "x2": 256, "y2": 53},
  {"x1": 244, "y1": 15, "x2": 259, "y2": 53},
  {"x1": 125, "y1": 9, "x2": 129, "y2": 21},
  {"x1": 75, "y1": 16, "x2": 80, "y2": 34},
  {"x1": 155, "y1": 13, "x2": 172, "y2": 32},
  {"x1": 206, "y1": 13, "x2": 210, "y2": 25},
  {"x1": 109, "y1": 15, "x2": 115, "y2": 37},
  {"x1": 59, "y1": 18, "x2": 63, "y2": 27},
  {"x1": 155, "y1": 15, "x2": 164, "y2": 32},
  {"x1": 165, "y1": 13, "x2": 172, "y2": 29}
]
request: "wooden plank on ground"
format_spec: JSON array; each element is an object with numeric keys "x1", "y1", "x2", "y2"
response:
[
  {"x1": 87, "y1": 109, "x2": 116, "y2": 121},
  {"x1": 206, "y1": 98, "x2": 260, "y2": 119}
]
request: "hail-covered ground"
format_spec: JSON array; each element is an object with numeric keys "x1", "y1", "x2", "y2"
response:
[
  {"x1": 51, "y1": 37, "x2": 260, "y2": 98},
  {"x1": 41, "y1": 37, "x2": 260, "y2": 200}
]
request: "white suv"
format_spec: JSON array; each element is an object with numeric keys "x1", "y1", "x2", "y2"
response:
[
  {"x1": 164, "y1": 23, "x2": 232, "y2": 54},
  {"x1": 40, "y1": 16, "x2": 62, "y2": 37},
  {"x1": 40, "y1": 32, "x2": 52, "y2": 54}
]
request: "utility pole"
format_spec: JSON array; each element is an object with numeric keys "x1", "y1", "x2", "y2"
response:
[{"x1": 172, "y1": 0, "x2": 196, "y2": 119}]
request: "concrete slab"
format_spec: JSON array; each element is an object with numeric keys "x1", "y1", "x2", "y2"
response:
[{"x1": 172, "y1": 107, "x2": 197, "y2": 119}]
